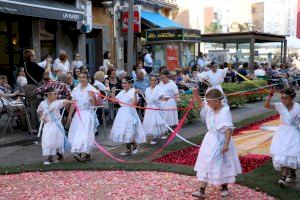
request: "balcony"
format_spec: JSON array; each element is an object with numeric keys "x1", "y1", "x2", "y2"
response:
[{"x1": 135, "y1": 0, "x2": 178, "y2": 10}]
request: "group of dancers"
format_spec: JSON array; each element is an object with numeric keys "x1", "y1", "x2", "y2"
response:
[{"x1": 37, "y1": 64, "x2": 300, "y2": 198}]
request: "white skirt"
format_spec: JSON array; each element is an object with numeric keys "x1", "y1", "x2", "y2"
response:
[
  {"x1": 143, "y1": 105, "x2": 167, "y2": 138},
  {"x1": 68, "y1": 109, "x2": 98, "y2": 154},
  {"x1": 194, "y1": 132, "x2": 242, "y2": 185},
  {"x1": 162, "y1": 99, "x2": 178, "y2": 127},
  {"x1": 270, "y1": 125, "x2": 300, "y2": 170},
  {"x1": 42, "y1": 121, "x2": 65, "y2": 156},
  {"x1": 110, "y1": 106, "x2": 146, "y2": 144}
]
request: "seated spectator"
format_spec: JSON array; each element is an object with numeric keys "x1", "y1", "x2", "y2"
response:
[
  {"x1": 16, "y1": 67, "x2": 27, "y2": 94},
  {"x1": 133, "y1": 69, "x2": 149, "y2": 95},
  {"x1": 269, "y1": 64, "x2": 289, "y2": 88},
  {"x1": 99, "y1": 66, "x2": 108, "y2": 75},
  {"x1": 66, "y1": 73, "x2": 74, "y2": 90},
  {"x1": 34, "y1": 71, "x2": 71, "y2": 100},
  {"x1": 53, "y1": 50, "x2": 70, "y2": 73},
  {"x1": 236, "y1": 62, "x2": 254, "y2": 82},
  {"x1": 80, "y1": 66, "x2": 89, "y2": 74},
  {"x1": 254, "y1": 66, "x2": 266, "y2": 77},
  {"x1": 224, "y1": 62, "x2": 236, "y2": 82},
  {"x1": 0, "y1": 75, "x2": 13, "y2": 94},
  {"x1": 94, "y1": 71, "x2": 110, "y2": 91},
  {"x1": 73, "y1": 68, "x2": 80, "y2": 87},
  {"x1": 71, "y1": 52, "x2": 83, "y2": 70},
  {"x1": 183, "y1": 66, "x2": 192, "y2": 82}
]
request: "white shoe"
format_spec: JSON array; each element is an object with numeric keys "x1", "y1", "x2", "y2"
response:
[
  {"x1": 150, "y1": 140, "x2": 157, "y2": 145},
  {"x1": 278, "y1": 179, "x2": 288, "y2": 187},
  {"x1": 120, "y1": 151, "x2": 131, "y2": 156},
  {"x1": 43, "y1": 161, "x2": 51, "y2": 165},
  {"x1": 161, "y1": 135, "x2": 168, "y2": 140},
  {"x1": 131, "y1": 149, "x2": 138, "y2": 154},
  {"x1": 220, "y1": 188, "x2": 229, "y2": 197},
  {"x1": 192, "y1": 191, "x2": 205, "y2": 198}
]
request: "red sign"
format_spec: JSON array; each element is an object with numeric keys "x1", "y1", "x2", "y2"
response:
[
  {"x1": 166, "y1": 45, "x2": 179, "y2": 71},
  {"x1": 122, "y1": 9, "x2": 141, "y2": 33}
]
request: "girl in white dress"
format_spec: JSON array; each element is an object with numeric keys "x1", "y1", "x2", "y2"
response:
[
  {"x1": 192, "y1": 88, "x2": 242, "y2": 198},
  {"x1": 143, "y1": 76, "x2": 167, "y2": 145},
  {"x1": 159, "y1": 70, "x2": 179, "y2": 139},
  {"x1": 264, "y1": 88, "x2": 300, "y2": 187},
  {"x1": 37, "y1": 87, "x2": 73, "y2": 165},
  {"x1": 67, "y1": 72, "x2": 100, "y2": 162},
  {"x1": 110, "y1": 76, "x2": 146, "y2": 156}
]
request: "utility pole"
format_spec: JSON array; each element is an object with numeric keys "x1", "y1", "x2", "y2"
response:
[{"x1": 127, "y1": 0, "x2": 134, "y2": 75}]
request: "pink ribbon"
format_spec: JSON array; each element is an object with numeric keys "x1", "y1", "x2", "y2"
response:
[{"x1": 72, "y1": 98, "x2": 195, "y2": 163}]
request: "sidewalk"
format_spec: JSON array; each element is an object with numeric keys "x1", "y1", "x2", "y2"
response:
[{"x1": 0, "y1": 94, "x2": 294, "y2": 167}]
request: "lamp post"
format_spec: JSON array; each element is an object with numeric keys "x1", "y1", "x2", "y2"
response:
[{"x1": 127, "y1": 0, "x2": 134, "y2": 75}]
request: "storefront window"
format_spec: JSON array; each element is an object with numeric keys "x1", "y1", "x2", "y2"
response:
[
  {"x1": 181, "y1": 43, "x2": 195, "y2": 67},
  {"x1": 154, "y1": 45, "x2": 165, "y2": 71}
]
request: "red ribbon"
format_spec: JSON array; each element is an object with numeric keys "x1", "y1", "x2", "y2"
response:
[{"x1": 72, "y1": 98, "x2": 195, "y2": 163}]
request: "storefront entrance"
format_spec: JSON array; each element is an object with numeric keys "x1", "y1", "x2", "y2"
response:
[{"x1": 0, "y1": 14, "x2": 31, "y2": 85}]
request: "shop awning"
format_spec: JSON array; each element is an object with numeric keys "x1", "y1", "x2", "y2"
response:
[
  {"x1": 141, "y1": 11, "x2": 182, "y2": 28},
  {"x1": 0, "y1": 0, "x2": 85, "y2": 22}
]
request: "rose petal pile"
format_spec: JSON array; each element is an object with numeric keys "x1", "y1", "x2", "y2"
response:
[{"x1": 0, "y1": 171, "x2": 274, "y2": 199}]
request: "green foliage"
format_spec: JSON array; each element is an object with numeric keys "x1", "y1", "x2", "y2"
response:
[
  {"x1": 177, "y1": 94, "x2": 199, "y2": 125},
  {"x1": 222, "y1": 80, "x2": 268, "y2": 106},
  {"x1": 204, "y1": 22, "x2": 222, "y2": 33}
]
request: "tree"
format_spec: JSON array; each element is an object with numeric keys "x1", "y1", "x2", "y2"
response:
[{"x1": 204, "y1": 22, "x2": 222, "y2": 33}]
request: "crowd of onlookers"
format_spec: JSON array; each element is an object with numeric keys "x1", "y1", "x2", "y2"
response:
[{"x1": 0, "y1": 49, "x2": 300, "y2": 133}]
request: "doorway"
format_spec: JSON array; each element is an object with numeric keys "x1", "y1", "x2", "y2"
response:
[{"x1": 86, "y1": 29, "x2": 102, "y2": 75}]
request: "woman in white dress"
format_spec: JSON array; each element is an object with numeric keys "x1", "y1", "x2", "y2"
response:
[
  {"x1": 67, "y1": 72, "x2": 100, "y2": 162},
  {"x1": 143, "y1": 76, "x2": 167, "y2": 145},
  {"x1": 37, "y1": 87, "x2": 73, "y2": 165},
  {"x1": 103, "y1": 51, "x2": 111, "y2": 72},
  {"x1": 264, "y1": 88, "x2": 300, "y2": 187},
  {"x1": 159, "y1": 70, "x2": 179, "y2": 138},
  {"x1": 192, "y1": 88, "x2": 242, "y2": 198},
  {"x1": 110, "y1": 76, "x2": 146, "y2": 156}
]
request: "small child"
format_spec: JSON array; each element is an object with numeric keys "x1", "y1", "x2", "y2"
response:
[
  {"x1": 143, "y1": 76, "x2": 167, "y2": 145},
  {"x1": 37, "y1": 87, "x2": 73, "y2": 165},
  {"x1": 159, "y1": 69, "x2": 179, "y2": 139},
  {"x1": 192, "y1": 88, "x2": 242, "y2": 198},
  {"x1": 110, "y1": 76, "x2": 146, "y2": 156},
  {"x1": 264, "y1": 88, "x2": 300, "y2": 187}
]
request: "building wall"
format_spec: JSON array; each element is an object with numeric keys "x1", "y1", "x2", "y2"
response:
[
  {"x1": 92, "y1": 6, "x2": 114, "y2": 63},
  {"x1": 251, "y1": 2, "x2": 264, "y2": 32},
  {"x1": 204, "y1": 7, "x2": 213, "y2": 27},
  {"x1": 297, "y1": 0, "x2": 300, "y2": 38}
]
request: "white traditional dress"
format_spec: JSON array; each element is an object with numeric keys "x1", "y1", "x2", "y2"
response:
[
  {"x1": 159, "y1": 80, "x2": 179, "y2": 126},
  {"x1": 110, "y1": 88, "x2": 146, "y2": 144},
  {"x1": 143, "y1": 86, "x2": 167, "y2": 138},
  {"x1": 205, "y1": 68, "x2": 228, "y2": 94},
  {"x1": 270, "y1": 102, "x2": 300, "y2": 170},
  {"x1": 37, "y1": 100, "x2": 65, "y2": 156},
  {"x1": 194, "y1": 104, "x2": 242, "y2": 185},
  {"x1": 68, "y1": 84, "x2": 99, "y2": 154}
]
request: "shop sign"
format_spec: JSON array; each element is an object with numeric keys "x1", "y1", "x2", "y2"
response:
[
  {"x1": 146, "y1": 29, "x2": 201, "y2": 42},
  {"x1": 122, "y1": 5, "x2": 141, "y2": 33}
]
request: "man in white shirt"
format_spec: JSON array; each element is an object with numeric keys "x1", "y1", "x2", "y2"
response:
[
  {"x1": 144, "y1": 52, "x2": 153, "y2": 74},
  {"x1": 197, "y1": 52, "x2": 206, "y2": 72},
  {"x1": 254, "y1": 66, "x2": 266, "y2": 77}
]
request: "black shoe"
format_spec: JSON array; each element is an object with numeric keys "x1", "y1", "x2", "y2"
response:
[
  {"x1": 277, "y1": 176, "x2": 287, "y2": 188},
  {"x1": 83, "y1": 154, "x2": 91, "y2": 161},
  {"x1": 73, "y1": 153, "x2": 82, "y2": 162}
]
